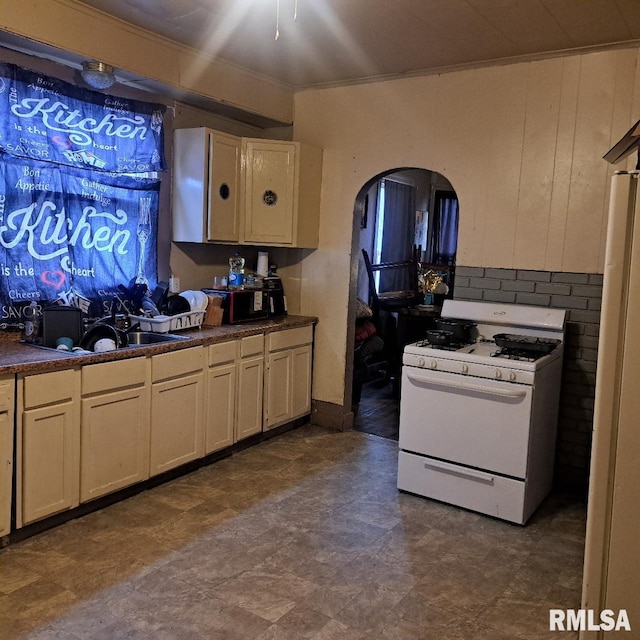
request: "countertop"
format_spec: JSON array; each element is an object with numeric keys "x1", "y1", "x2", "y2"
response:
[{"x1": 0, "y1": 315, "x2": 317, "y2": 375}]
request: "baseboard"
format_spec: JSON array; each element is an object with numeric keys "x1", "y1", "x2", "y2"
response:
[{"x1": 311, "y1": 399, "x2": 354, "y2": 431}]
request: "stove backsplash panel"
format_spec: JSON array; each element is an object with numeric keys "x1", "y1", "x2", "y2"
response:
[{"x1": 454, "y1": 266, "x2": 602, "y2": 495}]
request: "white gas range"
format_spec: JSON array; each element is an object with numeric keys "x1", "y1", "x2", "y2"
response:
[{"x1": 397, "y1": 299, "x2": 566, "y2": 525}]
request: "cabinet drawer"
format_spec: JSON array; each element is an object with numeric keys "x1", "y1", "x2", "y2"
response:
[
  {"x1": 397, "y1": 451, "x2": 527, "y2": 524},
  {"x1": 267, "y1": 325, "x2": 312, "y2": 352},
  {"x1": 240, "y1": 334, "x2": 264, "y2": 358},
  {"x1": 208, "y1": 341, "x2": 237, "y2": 367},
  {"x1": 22, "y1": 369, "x2": 79, "y2": 409},
  {"x1": 0, "y1": 377, "x2": 13, "y2": 411},
  {"x1": 82, "y1": 357, "x2": 148, "y2": 395},
  {"x1": 152, "y1": 347, "x2": 204, "y2": 383}
]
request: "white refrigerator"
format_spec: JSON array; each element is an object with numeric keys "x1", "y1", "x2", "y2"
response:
[{"x1": 581, "y1": 170, "x2": 640, "y2": 638}]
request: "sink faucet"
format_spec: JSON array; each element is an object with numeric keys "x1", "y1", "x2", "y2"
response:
[
  {"x1": 86, "y1": 297, "x2": 140, "y2": 338},
  {"x1": 91, "y1": 295, "x2": 127, "y2": 328},
  {"x1": 110, "y1": 296, "x2": 118, "y2": 325}
]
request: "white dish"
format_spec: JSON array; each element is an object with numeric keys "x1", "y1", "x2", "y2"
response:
[
  {"x1": 94, "y1": 338, "x2": 117, "y2": 352},
  {"x1": 179, "y1": 291, "x2": 196, "y2": 311},
  {"x1": 192, "y1": 290, "x2": 208, "y2": 311}
]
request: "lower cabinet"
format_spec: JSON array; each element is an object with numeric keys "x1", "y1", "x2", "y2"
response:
[
  {"x1": 9, "y1": 324, "x2": 313, "y2": 532},
  {"x1": 265, "y1": 349, "x2": 293, "y2": 429},
  {"x1": 206, "y1": 334, "x2": 266, "y2": 449},
  {"x1": 80, "y1": 357, "x2": 150, "y2": 502},
  {"x1": 264, "y1": 326, "x2": 313, "y2": 431},
  {"x1": 150, "y1": 346, "x2": 205, "y2": 476},
  {"x1": 206, "y1": 341, "x2": 237, "y2": 453},
  {"x1": 16, "y1": 368, "x2": 81, "y2": 528},
  {"x1": 236, "y1": 334, "x2": 265, "y2": 441},
  {"x1": 0, "y1": 376, "x2": 14, "y2": 537}
]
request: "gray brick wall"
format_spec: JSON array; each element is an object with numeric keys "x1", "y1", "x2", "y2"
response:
[{"x1": 455, "y1": 266, "x2": 602, "y2": 494}]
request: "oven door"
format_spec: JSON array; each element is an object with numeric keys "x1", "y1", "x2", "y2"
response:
[{"x1": 399, "y1": 366, "x2": 533, "y2": 478}]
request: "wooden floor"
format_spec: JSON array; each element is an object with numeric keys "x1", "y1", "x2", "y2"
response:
[{"x1": 354, "y1": 378, "x2": 399, "y2": 441}]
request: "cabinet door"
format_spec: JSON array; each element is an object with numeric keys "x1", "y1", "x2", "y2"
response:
[
  {"x1": 291, "y1": 344, "x2": 312, "y2": 419},
  {"x1": 81, "y1": 386, "x2": 150, "y2": 502},
  {"x1": 243, "y1": 140, "x2": 295, "y2": 245},
  {"x1": 150, "y1": 372, "x2": 204, "y2": 476},
  {"x1": 236, "y1": 355, "x2": 264, "y2": 440},
  {"x1": 18, "y1": 369, "x2": 80, "y2": 528},
  {"x1": 172, "y1": 128, "x2": 240, "y2": 243},
  {"x1": 0, "y1": 377, "x2": 13, "y2": 537},
  {"x1": 264, "y1": 350, "x2": 292, "y2": 431},
  {"x1": 20, "y1": 401, "x2": 80, "y2": 526},
  {"x1": 173, "y1": 127, "x2": 209, "y2": 242},
  {"x1": 205, "y1": 362, "x2": 236, "y2": 453},
  {"x1": 208, "y1": 131, "x2": 241, "y2": 242},
  {"x1": 0, "y1": 409, "x2": 11, "y2": 537}
]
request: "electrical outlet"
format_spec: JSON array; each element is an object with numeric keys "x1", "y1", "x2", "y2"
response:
[{"x1": 169, "y1": 276, "x2": 180, "y2": 293}]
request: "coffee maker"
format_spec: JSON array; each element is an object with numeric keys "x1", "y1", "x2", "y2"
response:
[{"x1": 263, "y1": 276, "x2": 287, "y2": 317}]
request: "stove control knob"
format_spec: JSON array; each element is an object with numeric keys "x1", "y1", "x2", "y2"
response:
[
  {"x1": 418, "y1": 357, "x2": 426, "y2": 368},
  {"x1": 430, "y1": 360, "x2": 438, "y2": 370},
  {"x1": 509, "y1": 371, "x2": 516, "y2": 381},
  {"x1": 495, "y1": 369, "x2": 502, "y2": 379},
  {"x1": 461, "y1": 364, "x2": 469, "y2": 374}
]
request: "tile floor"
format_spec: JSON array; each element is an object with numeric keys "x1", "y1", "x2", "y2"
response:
[{"x1": 0, "y1": 425, "x2": 586, "y2": 639}]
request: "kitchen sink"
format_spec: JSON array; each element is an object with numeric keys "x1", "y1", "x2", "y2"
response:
[
  {"x1": 22, "y1": 341, "x2": 77, "y2": 355},
  {"x1": 22, "y1": 330, "x2": 187, "y2": 354},
  {"x1": 125, "y1": 331, "x2": 187, "y2": 346}
]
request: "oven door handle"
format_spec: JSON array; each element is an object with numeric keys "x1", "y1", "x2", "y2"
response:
[{"x1": 405, "y1": 371, "x2": 527, "y2": 398}]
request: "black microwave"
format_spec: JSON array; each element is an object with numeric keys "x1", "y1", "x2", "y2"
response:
[{"x1": 203, "y1": 289, "x2": 269, "y2": 324}]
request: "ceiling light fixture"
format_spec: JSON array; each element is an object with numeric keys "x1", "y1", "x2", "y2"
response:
[
  {"x1": 80, "y1": 61, "x2": 116, "y2": 90},
  {"x1": 275, "y1": 0, "x2": 298, "y2": 40}
]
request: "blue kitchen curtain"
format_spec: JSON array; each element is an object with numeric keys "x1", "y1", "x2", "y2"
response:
[
  {"x1": 0, "y1": 154, "x2": 160, "y2": 325},
  {"x1": 0, "y1": 63, "x2": 165, "y2": 327},
  {"x1": 0, "y1": 63, "x2": 166, "y2": 173}
]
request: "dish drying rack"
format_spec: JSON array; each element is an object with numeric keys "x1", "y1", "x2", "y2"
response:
[{"x1": 129, "y1": 311, "x2": 205, "y2": 333}]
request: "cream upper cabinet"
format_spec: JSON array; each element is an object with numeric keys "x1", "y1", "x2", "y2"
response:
[
  {"x1": 0, "y1": 376, "x2": 14, "y2": 537},
  {"x1": 17, "y1": 369, "x2": 81, "y2": 528},
  {"x1": 264, "y1": 326, "x2": 313, "y2": 431},
  {"x1": 81, "y1": 357, "x2": 151, "y2": 502},
  {"x1": 242, "y1": 139, "x2": 322, "y2": 248},
  {"x1": 172, "y1": 129, "x2": 322, "y2": 248},
  {"x1": 150, "y1": 347, "x2": 205, "y2": 476},
  {"x1": 173, "y1": 127, "x2": 241, "y2": 243}
]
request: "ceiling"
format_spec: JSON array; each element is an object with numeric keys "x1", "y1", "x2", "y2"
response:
[{"x1": 72, "y1": 0, "x2": 640, "y2": 89}]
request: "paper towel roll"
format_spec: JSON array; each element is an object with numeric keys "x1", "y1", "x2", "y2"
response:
[{"x1": 257, "y1": 251, "x2": 269, "y2": 277}]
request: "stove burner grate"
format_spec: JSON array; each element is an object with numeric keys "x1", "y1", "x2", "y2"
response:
[
  {"x1": 491, "y1": 347, "x2": 543, "y2": 362},
  {"x1": 414, "y1": 338, "x2": 470, "y2": 351}
]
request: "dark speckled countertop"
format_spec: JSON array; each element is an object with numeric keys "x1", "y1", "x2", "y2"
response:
[{"x1": 0, "y1": 316, "x2": 317, "y2": 375}]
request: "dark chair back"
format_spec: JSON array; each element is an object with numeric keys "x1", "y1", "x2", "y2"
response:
[{"x1": 361, "y1": 248, "x2": 421, "y2": 321}]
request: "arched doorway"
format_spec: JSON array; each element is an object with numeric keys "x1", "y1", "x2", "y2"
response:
[{"x1": 349, "y1": 167, "x2": 458, "y2": 440}]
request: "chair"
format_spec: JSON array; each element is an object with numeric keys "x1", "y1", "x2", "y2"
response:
[
  {"x1": 361, "y1": 248, "x2": 422, "y2": 394},
  {"x1": 361, "y1": 248, "x2": 421, "y2": 321}
]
